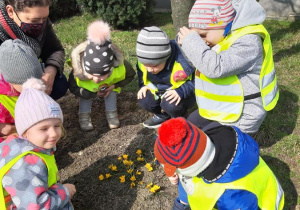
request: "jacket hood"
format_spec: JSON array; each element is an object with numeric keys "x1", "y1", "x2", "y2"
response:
[
  {"x1": 71, "y1": 41, "x2": 124, "y2": 80},
  {"x1": 0, "y1": 135, "x2": 54, "y2": 169},
  {"x1": 202, "y1": 126, "x2": 259, "y2": 183},
  {"x1": 231, "y1": 0, "x2": 266, "y2": 31}
]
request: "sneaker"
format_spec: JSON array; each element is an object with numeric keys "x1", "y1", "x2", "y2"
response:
[
  {"x1": 78, "y1": 112, "x2": 94, "y2": 131},
  {"x1": 172, "y1": 198, "x2": 191, "y2": 210},
  {"x1": 106, "y1": 110, "x2": 120, "y2": 129},
  {"x1": 143, "y1": 114, "x2": 169, "y2": 129}
]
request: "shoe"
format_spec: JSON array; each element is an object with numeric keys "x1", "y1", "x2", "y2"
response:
[
  {"x1": 143, "y1": 114, "x2": 169, "y2": 129},
  {"x1": 78, "y1": 112, "x2": 94, "y2": 131},
  {"x1": 106, "y1": 110, "x2": 120, "y2": 129}
]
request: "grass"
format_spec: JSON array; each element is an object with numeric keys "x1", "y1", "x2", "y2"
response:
[{"x1": 53, "y1": 13, "x2": 300, "y2": 209}]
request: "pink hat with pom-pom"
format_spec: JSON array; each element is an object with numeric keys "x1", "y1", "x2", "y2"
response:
[
  {"x1": 15, "y1": 78, "x2": 63, "y2": 136},
  {"x1": 83, "y1": 20, "x2": 115, "y2": 75}
]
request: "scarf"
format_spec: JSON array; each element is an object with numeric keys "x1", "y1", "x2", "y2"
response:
[{"x1": 0, "y1": 0, "x2": 41, "y2": 56}]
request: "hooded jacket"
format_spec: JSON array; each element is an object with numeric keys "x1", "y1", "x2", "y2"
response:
[
  {"x1": 181, "y1": 0, "x2": 269, "y2": 133},
  {"x1": 68, "y1": 41, "x2": 135, "y2": 99}
]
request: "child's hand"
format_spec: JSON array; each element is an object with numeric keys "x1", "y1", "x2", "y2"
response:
[
  {"x1": 164, "y1": 90, "x2": 181, "y2": 106},
  {"x1": 168, "y1": 173, "x2": 179, "y2": 185},
  {"x1": 103, "y1": 84, "x2": 115, "y2": 98},
  {"x1": 137, "y1": 86, "x2": 150, "y2": 99},
  {"x1": 42, "y1": 66, "x2": 56, "y2": 95},
  {"x1": 177, "y1": 27, "x2": 193, "y2": 45},
  {"x1": 63, "y1": 183, "x2": 76, "y2": 200}
]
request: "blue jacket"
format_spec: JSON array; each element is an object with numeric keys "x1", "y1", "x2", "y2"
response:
[{"x1": 137, "y1": 40, "x2": 195, "y2": 99}]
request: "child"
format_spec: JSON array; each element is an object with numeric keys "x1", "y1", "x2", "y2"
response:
[
  {"x1": 177, "y1": 0, "x2": 279, "y2": 134},
  {"x1": 0, "y1": 39, "x2": 43, "y2": 139},
  {"x1": 154, "y1": 118, "x2": 284, "y2": 210},
  {"x1": 68, "y1": 20, "x2": 135, "y2": 131},
  {"x1": 136, "y1": 26, "x2": 196, "y2": 129},
  {"x1": 0, "y1": 78, "x2": 76, "y2": 209}
]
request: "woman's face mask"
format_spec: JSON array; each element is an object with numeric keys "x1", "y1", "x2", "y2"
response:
[
  {"x1": 19, "y1": 21, "x2": 46, "y2": 38},
  {"x1": 12, "y1": 6, "x2": 49, "y2": 38}
]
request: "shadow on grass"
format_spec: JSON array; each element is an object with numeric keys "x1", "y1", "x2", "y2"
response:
[
  {"x1": 64, "y1": 127, "x2": 159, "y2": 210},
  {"x1": 262, "y1": 155, "x2": 298, "y2": 209},
  {"x1": 255, "y1": 87, "x2": 299, "y2": 147},
  {"x1": 269, "y1": 20, "x2": 300, "y2": 62}
]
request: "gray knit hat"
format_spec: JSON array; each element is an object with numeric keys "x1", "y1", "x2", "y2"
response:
[
  {"x1": 0, "y1": 39, "x2": 43, "y2": 84},
  {"x1": 136, "y1": 26, "x2": 171, "y2": 66}
]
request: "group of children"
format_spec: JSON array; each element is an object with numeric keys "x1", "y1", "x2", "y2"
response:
[{"x1": 0, "y1": 0, "x2": 285, "y2": 209}]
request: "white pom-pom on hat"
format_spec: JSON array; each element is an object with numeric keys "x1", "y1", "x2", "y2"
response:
[
  {"x1": 21, "y1": 78, "x2": 46, "y2": 92},
  {"x1": 87, "y1": 20, "x2": 111, "y2": 45}
]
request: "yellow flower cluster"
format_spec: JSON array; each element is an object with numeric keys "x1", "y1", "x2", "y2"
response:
[{"x1": 98, "y1": 149, "x2": 161, "y2": 194}]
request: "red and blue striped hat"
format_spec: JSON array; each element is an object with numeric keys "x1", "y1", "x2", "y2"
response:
[{"x1": 154, "y1": 117, "x2": 215, "y2": 177}]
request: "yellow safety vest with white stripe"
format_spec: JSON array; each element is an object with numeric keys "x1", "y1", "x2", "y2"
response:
[
  {"x1": 138, "y1": 61, "x2": 193, "y2": 99},
  {"x1": 0, "y1": 95, "x2": 18, "y2": 118},
  {"x1": 76, "y1": 64, "x2": 126, "y2": 94},
  {"x1": 0, "y1": 150, "x2": 58, "y2": 210},
  {"x1": 196, "y1": 24, "x2": 279, "y2": 122},
  {"x1": 188, "y1": 157, "x2": 284, "y2": 210}
]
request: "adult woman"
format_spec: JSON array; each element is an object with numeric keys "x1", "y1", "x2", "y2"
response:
[{"x1": 0, "y1": 0, "x2": 68, "y2": 100}]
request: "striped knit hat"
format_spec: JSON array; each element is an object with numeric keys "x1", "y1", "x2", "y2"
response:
[
  {"x1": 136, "y1": 26, "x2": 171, "y2": 66},
  {"x1": 189, "y1": 0, "x2": 236, "y2": 29},
  {"x1": 154, "y1": 118, "x2": 215, "y2": 177}
]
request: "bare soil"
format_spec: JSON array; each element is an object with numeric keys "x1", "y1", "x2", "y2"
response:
[{"x1": 56, "y1": 92, "x2": 177, "y2": 210}]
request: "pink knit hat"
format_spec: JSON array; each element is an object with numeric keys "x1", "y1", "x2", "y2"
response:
[
  {"x1": 15, "y1": 78, "x2": 63, "y2": 136},
  {"x1": 189, "y1": 0, "x2": 236, "y2": 29}
]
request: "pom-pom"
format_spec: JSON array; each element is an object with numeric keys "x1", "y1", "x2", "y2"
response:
[
  {"x1": 22, "y1": 78, "x2": 46, "y2": 92},
  {"x1": 87, "y1": 20, "x2": 111, "y2": 45},
  {"x1": 158, "y1": 118, "x2": 187, "y2": 147}
]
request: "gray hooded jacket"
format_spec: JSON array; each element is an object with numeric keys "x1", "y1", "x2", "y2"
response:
[{"x1": 181, "y1": 0, "x2": 269, "y2": 133}]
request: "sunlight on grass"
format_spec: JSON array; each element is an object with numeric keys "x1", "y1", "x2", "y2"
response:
[{"x1": 52, "y1": 14, "x2": 300, "y2": 208}]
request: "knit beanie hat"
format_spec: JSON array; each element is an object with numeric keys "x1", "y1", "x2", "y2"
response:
[
  {"x1": 154, "y1": 118, "x2": 215, "y2": 177},
  {"x1": 189, "y1": 0, "x2": 236, "y2": 29},
  {"x1": 15, "y1": 78, "x2": 63, "y2": 136},
  {"x1": 0, "y1": 39, "x2": 43, "y2": 84},
  {"x1": 83, "y1": 20, "x2": 115, "y2": 75},
  {"x1": 136, "y1": 26, "x2": 171, "y2": 66}
]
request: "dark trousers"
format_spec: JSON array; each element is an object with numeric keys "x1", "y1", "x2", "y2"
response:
[
  {"x1": 139, "y1": 91, "x2": 196, "y2": 118},
  {"x1": 187, "y1": 109, "x2": 213, "y2": 129},
  {"x1": 50, "y1": 73, "x2": 68, "y2": 100}
]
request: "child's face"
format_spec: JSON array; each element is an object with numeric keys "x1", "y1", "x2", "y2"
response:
[
  {"x1": 11, "y1": 84, "x2": 22, "y2": 93},
  {"x1": 143, "y1": 62, "x2": 166, "y2": 74},
  {"x1": 23, "y1": 118, "x2": 62, "y2": 149},
  {"x1": 191, "y1": 28, "x2": 225, "y2": 47},
  {"x1": 85, "y1": 72, "x2": 109, "y2": 83}
]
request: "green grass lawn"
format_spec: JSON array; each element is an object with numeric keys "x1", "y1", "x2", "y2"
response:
[{"x1": 53, "y1": 13, "x2": 300, "y2": 209}]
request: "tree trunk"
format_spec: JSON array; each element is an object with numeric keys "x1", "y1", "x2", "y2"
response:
[{"x1": 170, "y1": 0, "x2": 196, "y2": 33}]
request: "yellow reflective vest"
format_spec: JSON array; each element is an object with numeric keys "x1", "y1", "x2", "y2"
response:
[
  {"x1": 0, "y1": 150, "x2": 58, "y2": 210},
  {"x1": 196, "y1": 25, "x2": 279, "y2": 122},
  {"x1": 138, "y1": 61, "x2": 193, "y2": 100},
  {"x1": 188, "y1": 157, "x2": 284, "y2": 210},
  {"x1": 0, "y1": 94, "x2": 18, "y2": 118},
  {"x1": 76, "y1": 64, "x2": 126, "y2": 94}
]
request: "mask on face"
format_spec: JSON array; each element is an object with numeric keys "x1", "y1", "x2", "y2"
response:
[
  {"x1": 14, "y1": 10, "x2": 46, "y2": 38},
  {"x1": 19, "y1": 21, "x2": 46, "y2": 38}
]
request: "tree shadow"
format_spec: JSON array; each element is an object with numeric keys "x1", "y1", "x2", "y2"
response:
[
  {"x1": 61, "y1": 126, "x2": 170, "y2": 210},
  {"x1": 268, "y1": 20, "x2": 300, "y2": 62},
  {"x1": 255, "y1": 88, "x2": 299, "y2": 147},
  {"x1": 261, "y1": 155, "x2": 298, "y2": 209}
]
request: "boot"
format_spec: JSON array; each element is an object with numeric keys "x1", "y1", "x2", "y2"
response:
[
  {"x1": 106, "y1": 110, "x2": 120, "y2": 129},
  {"x1": 78, "y1": 112, "x2": 94, "y2": 131}
]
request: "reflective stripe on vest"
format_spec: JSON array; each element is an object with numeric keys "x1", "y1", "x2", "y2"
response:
[
  {"x1": 0, "y1": 150, "x2": 58, "y2": 210},
  {"x1": 76, "y1": 64, "x2": 126, "y2": 94},
  {"x1": 188, "y1": 157, "x2": 284, "y2": 210},
  {"x1": 138, "y1": 61, "x2": 192, "y2": 99},
  {"x1": 0, "y1": 95, "x2": 18, "y2": 118},
  {"x1": 196, "y1": 24, "x2": 278, "y2": 122}
]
